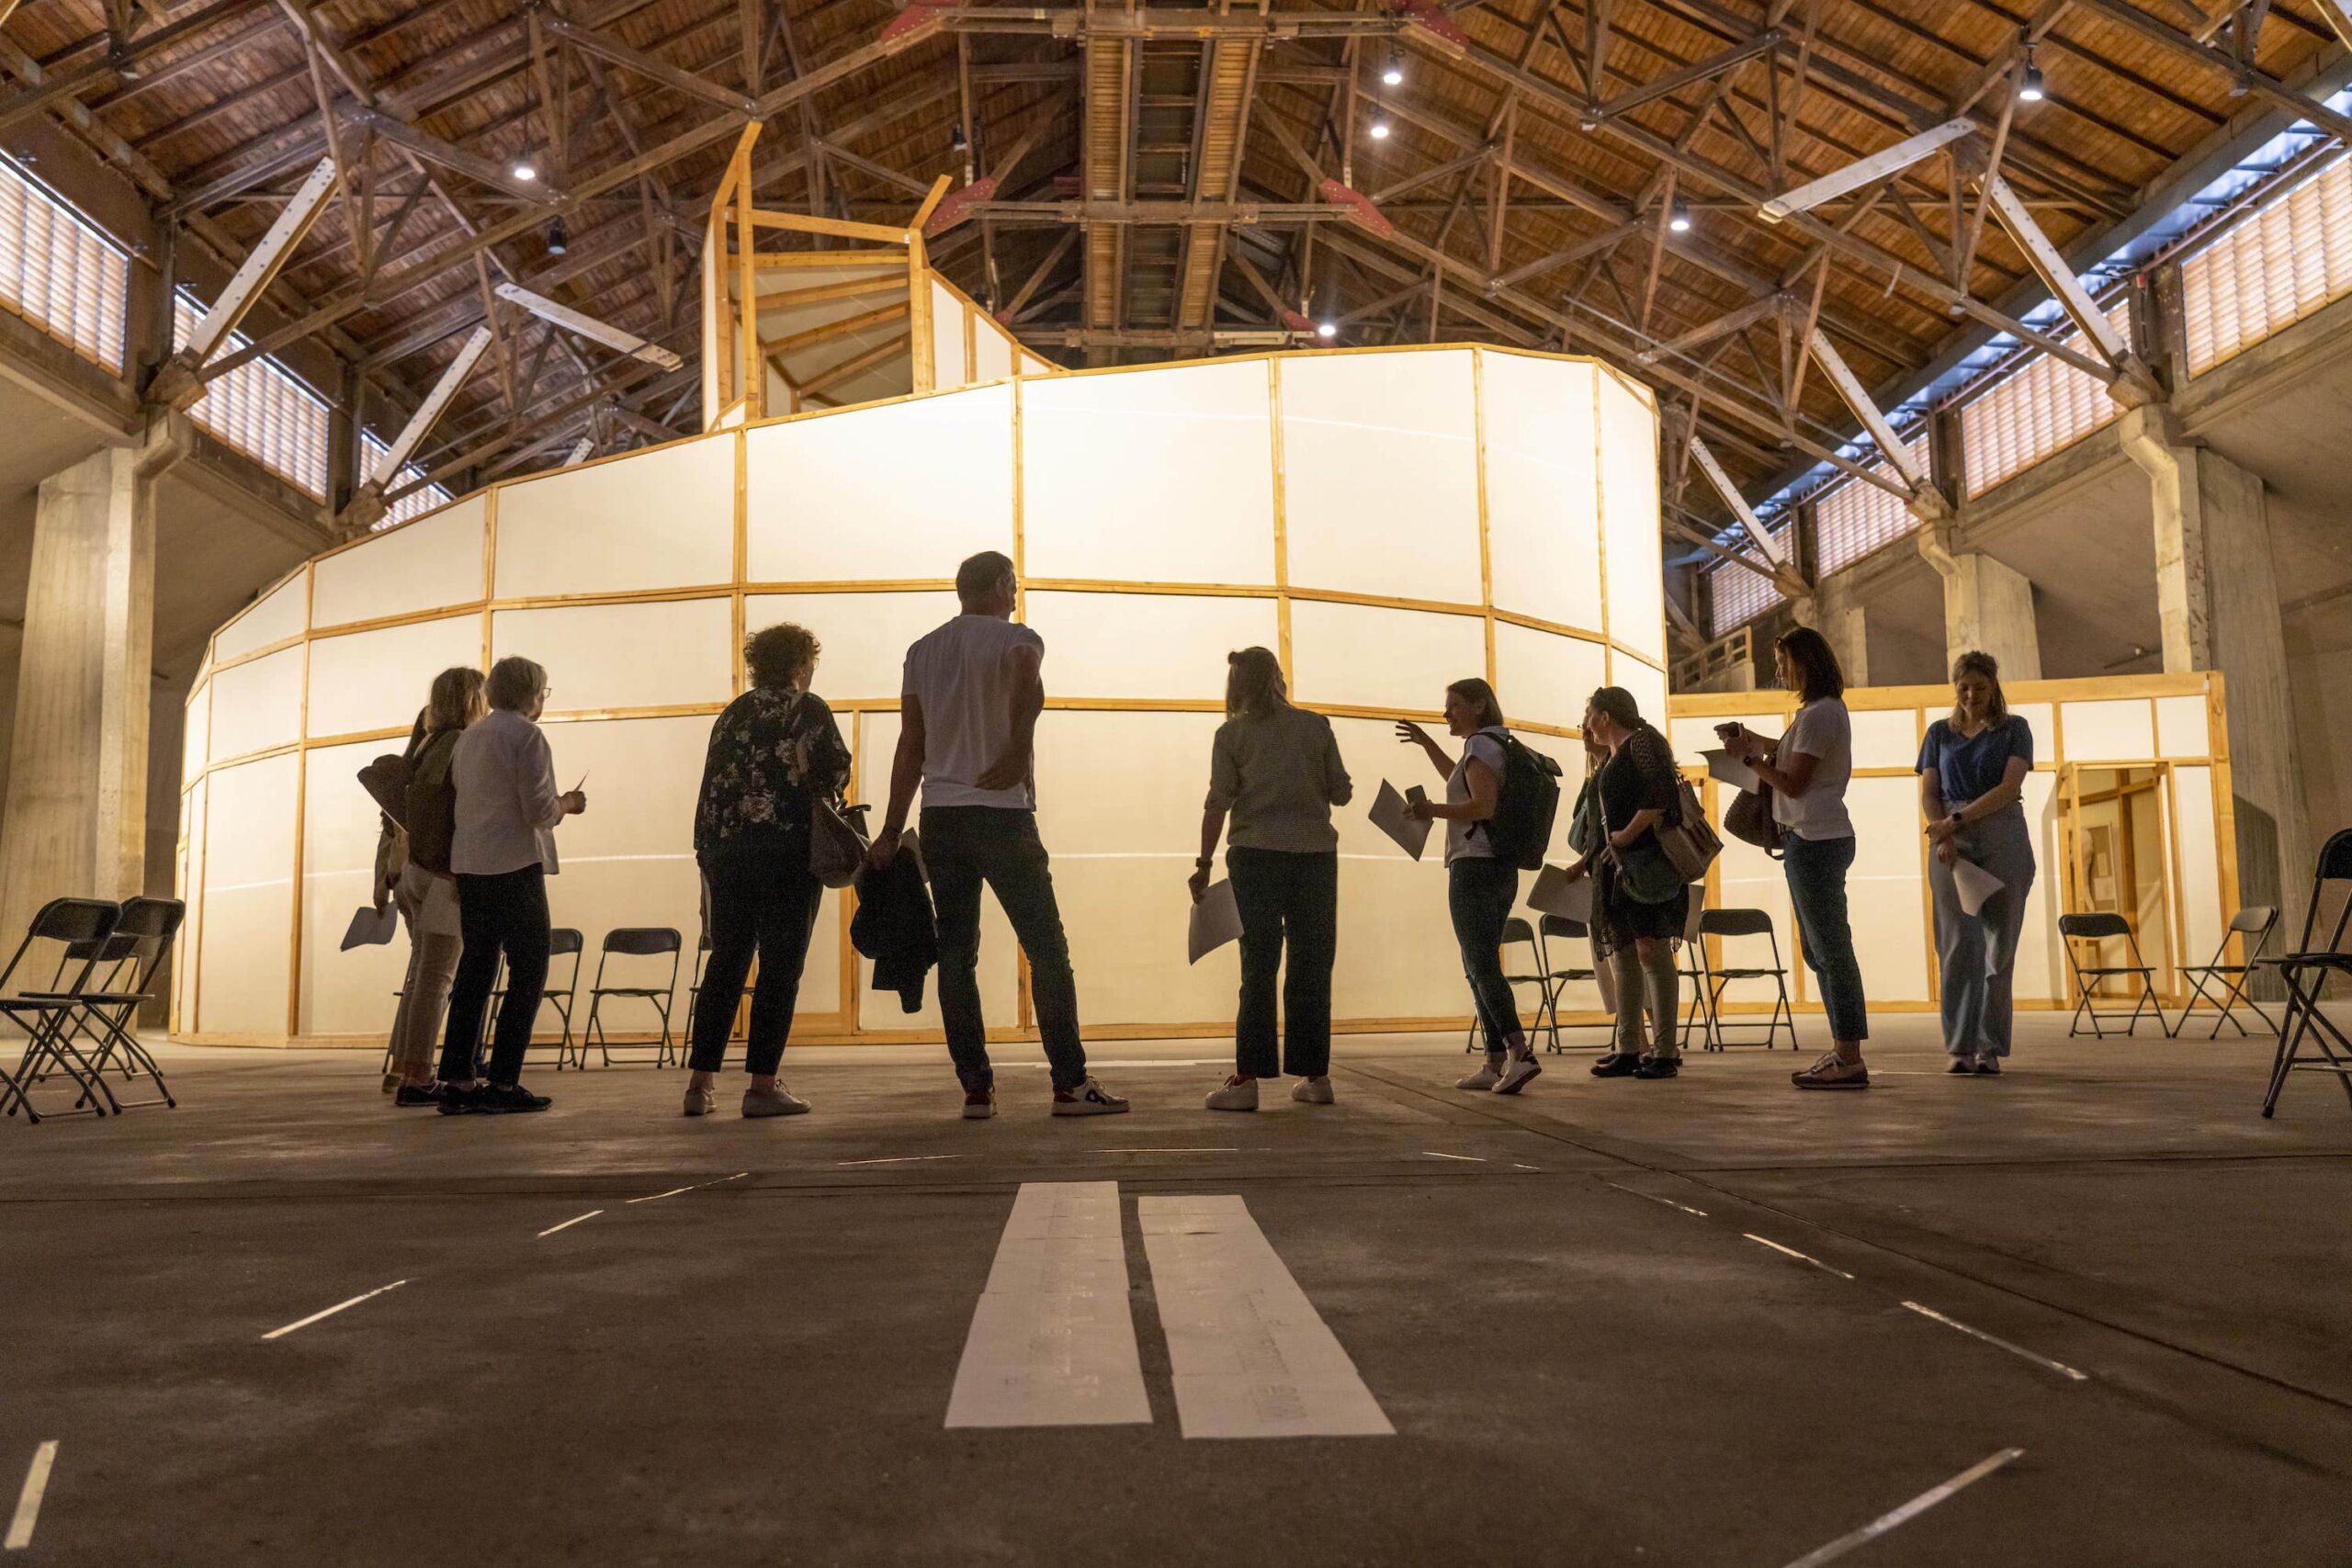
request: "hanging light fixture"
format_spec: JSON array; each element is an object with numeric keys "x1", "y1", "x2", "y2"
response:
[
  {"x1": 545, "y1": 216, "x2": 569, "y2": 256},
  {"x1": 512, "y1": 157, "x2": 539, "y2": 181},
  {"x1": 1382, "y1": 51, "x2": 1403, "y2": 87},
  {"x1": 2018, "y1": 46, "x2": 2045, "y2": 102},
  {"x1": 1368, "y1": 114, "x2": 1391, "y2": 141},
  {"x1": 1317, "y1": 320, "x2": 1339, "y2": 339},
  {"x1": 1668, "y1": 197, "x2": 1691, "y2": 233},
  {"x1": 949, "y1": 120, "x2": 969, "y2": 155}
]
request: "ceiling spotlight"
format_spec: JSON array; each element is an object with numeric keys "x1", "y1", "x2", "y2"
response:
[
  {"x1": 1382, "y1": 51, "x2": 1404, "y2": 87},
  {"x1": 1368, "y1": 117, "x2": 1391, "y2": 141},
  {"x1": 512, "y1": 159, "x2": 539, "y2": 181},
  {"x1": 1668, "y1": 198, "x2": 1691, "y2": 233},
  {"x1": 949, "y1": 120, "x2": 969, "y2": 155},
  {"x1": 1317, "y1": 320, "x2": 1338, "y2": 339},
  {"x1": 2018, "y1": 48, "x2": 2045, "y2": 103},
  {"x1": 545, "y1": 217, "x2": 569, "y2": 256}
]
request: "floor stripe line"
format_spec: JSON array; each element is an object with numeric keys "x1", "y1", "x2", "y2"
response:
[
  {"x1": 1421, "y1": 1151, "x2": 1486, "y2": 1162},
  {"x1": 1779, "y1": 1448, "x2": 2025, "y2": 1568},
  {"x1": 626, "y1": 1186, "x2": 694, "y2": 1204},
  {"x1": 1604, "y1": 1181, "x2": 1707, "y2": 1215},
  {"x1": 837, "y1": 1155, "x2": 961, "y2": 1167},
  {"x1": 5, "y1": 1441, "x2": 58, "y2": 1551},
  {"x1": 1743, "y1": 1233, "x2": 1857, "y2": 1280},
  {"x1": 261, "y1": 1279, "x2": 409, "y2": 1341},
  {"x1": 1901, "y1": 1302, "x2": 2088, "y2": 1381},
  {"x1": 1099, "y1": 1146, "x2": 1238, "y2": 1153},
  {"x1": 537, "y1": 1210, "x2": 603, "y2": 1237}
]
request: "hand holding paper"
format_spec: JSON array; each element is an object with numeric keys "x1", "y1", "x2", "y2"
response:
[
  {"x1": 1951, "y1": 855, "x2": 2004, "y2": 918},
  {"x1": 1702, "y1": 748, "x2": 1758, "y2": 793},
  {"x1": 1371, "y1": 781, "x2": 1433, "y2": 861},
  {"x1": 1187, "y1": 879, "x2": 1243, "y2": 964},
  {"x1": 1529, "y1": 863, "x2": 1593, "y2": 923}
]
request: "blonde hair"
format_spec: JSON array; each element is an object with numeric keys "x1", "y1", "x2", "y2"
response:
[
  {"x1": 1949, "y1": 649, "x2": 2010, "y2": 728},
  {"x1": 1224, "y1": 647, "x2": 1287, "y2": 717},
  {"x1": 425, "y1": 666, "x2": 486, "y2": 733}
]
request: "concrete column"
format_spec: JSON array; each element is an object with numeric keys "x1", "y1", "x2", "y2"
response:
[
  {"x1": 0, "y1": 425, "x2": 182, "y2": 942},
  {"x1": 2120, "y1": 405, "x2": 2312, "y2": 918},
  {"x1": 1939, "y1": 552, "x2": 2042, "y2": 679},
  {"x1": 1805, "y1": 576, "x2": 1871, "y2": 687}
]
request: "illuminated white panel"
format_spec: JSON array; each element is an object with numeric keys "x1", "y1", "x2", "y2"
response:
[
  {"x1": 1326, "y1": 716, "x2": 1475, "y2": 1019},
  {"x1": 214, "y1": 571, "x2": 307, "y2": 662},
  {"x1": 2155, "y1": 694, "x2": 2210, "y2": 758},
  {"x1": 1842, "y1": 776, "x2": 1930, "y2": 1002},
  {"x1": 1709, "y1": 813, "x2": 1799, "y2": 1010},
  {"x1": 2172, "y1": 764, "x2": 2224, "y2": 976},
  {"x1": 1596, "y1": 372, "x2": 1664, "y2": 664},
  {"x1": 208, "y1": 644, "x2": 303, "y2": 762},
  {"x1": 1021, "y1": 359, "x2": 1276, "y2": 585},
  {"x1": 1483, "y1": 354, "x2": 1604, "y2": 633},
  {"x1": 176, "y1": 777, "x2": 205, "y2": 1027},
  {"x1": 1278, "y1": 349, "x2": 1481, "y2": 605},
  {"x1": 1288, "y1": 600, "x2": 1485, "y2": 713},
  {"x1": 196, "y1": 752, "x2": 297, "y2": 1034},
  {"x1": 974, "y1": 321, "x2": 1013, "y2": 383},
  {"x1": 183, "y1": 682, "x2": 210, "y2": 781},
  {"x1": 306, "y1": 614, "x2": 481, "y2": 740},
  {"x1": 743, "y1": 591, "x2": 960, "y2": 705},
  {"x1": 2012, "y1": 770, "x2": 2063, "y2": 1000},
  {"x1": 312, "y1": 494, "x2": 486, "y2": 627},
  {"x1": 1849, "y1": 706, "x2": 1921, "y2": 770},
  {"x1": 1492, "y1": 620, "x2": 1606, "y2": 734},
  {"x1": 1667, "y1": 710, "x2": 1781, "y2": 770},
  {"x1": 300, "y1": 739, "x2": 409, "y2": 1035},
  {"x1": 2009, "y1": 702, "x2": 2054, "y2": 761},
  {"x1": 746, "y1": 384, "x2": 1012, "y2": 582},
  {"x1": 492, "y1": 597, "x2": 733, "y2": 715},
  {"x1": 2060, "y1": 698, "x2": 2154, "y2": 761},
  {"x1": 495, "y1": 436, "x2": 736, "y2": 596},
  {"x1": 1613, "y1": 657, "x2": 1668, "y2": 740},
  {"x1": 932, "y1": 282, "x2": 968, "y2": 390},
  {"x1": 1023, "y1": 591, "x2": 1279, "y2": 703}
]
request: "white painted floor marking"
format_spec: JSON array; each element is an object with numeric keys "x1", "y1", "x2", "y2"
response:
[
  {"x1": 1604, "y1": 1181, "x2": 1707, "y2": 1216},
  {"x1": 837, "y1": 1154, "x2": 962, "y2": 1167},
  {"x1": 537, "y1": 1210, "x2": 603, "y2": 1237},
  {"x1": 1742, "y1": 1234, "x2": 1857, "y2": 1280},
  {"x1": 1099, "y1": 1146, "x2": 1238, "y2": 1154},
  {"x1": 944, "y1": 1181, "x2": 1152, "y2": 1428},
  {"x1": 626, "y1": 1186, "x2": 695, "y2": 1204},
  {"x1": 1901, "y1": 1303, "x2": 2088, "y2": 1382},
  {"x1": 1139, "y1": 1195, "x2": 1394, "y2": 1440},
  {"x1": 5, "y1": 1441, "x2": 58, "y2": 1551},
  {"x1": 1779, "y1": 1447, "x2": 2025, "y2": 1568},
  {"x1": 1512, "y1": 1164, "x2": 1542, "y2": 1171},
  {"x1": 1421, "y1": 1151, "x2": 1485, "y2": 1163},
  {"x1": 262, "y1": 1279, "x2": 409, "y2": 1341}
]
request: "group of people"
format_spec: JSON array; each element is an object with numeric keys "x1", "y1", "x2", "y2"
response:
[{"x1": 369, "y1": 548, "x2": 2041, "y2": 1118}]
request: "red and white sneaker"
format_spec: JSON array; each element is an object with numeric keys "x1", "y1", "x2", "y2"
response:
[
  {"x1": 962, "y1": 1089, "x2": 997, "y2": 1120},
  {"x1": 1051, "y1": 1078, "x2": 1131, "y2": 1116}
]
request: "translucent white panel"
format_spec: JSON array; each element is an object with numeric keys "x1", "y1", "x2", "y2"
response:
[
  {"x1": 492, "y1": 598, "x2": 732, "y2": 714},
  {"x1": 312, "y1": 494, "x2": 486, "y2": 628},
  {"x1": 214, "y1": 570, "x2": 307, "y2": 661},
  {"x1": 2173, "y1": 764, "x2": 2224, "y2": 976},
  {"x1": 1288, "y1": 600, "x2": 1485, "y2": 713},
  {"x1": 300, "y1": 739, "x2": 409, "y2": 1036},
  {"x1": 713, "y1": 402, "x2": 747, "y2": 431},
  {"x1": 2061, "y1": 698, "x2": 2154, "y2": 761},
  {"x1": 1667, "y1": 710, "x2": 1782, "y2": 770},
  {"x1": 1482, "y1": 354, "x2": 1603, "y2": 633},
  {"x1": 307, "y1": 614, "x2": 481, "y2": 740},
  {"x1": 495, "y1": 436, "x2": 736, "y2": 597},
  {"x1": 2156, "y1": 694, "x2": 2210, "y2": 758},
  {"x1": 2009, "y1": 703, "x2": 2054, "y2": 762},
  {"x1": 854, "y1": 710, "x2": 1018, "y2": 1031},
  {"x1": 1327, "y1": 716, "x2": 1482, "y2": 1020},
  {"x1": 1708, "y1": 812, "x2": 1799, "y2": 1009},
  {"x1": 183, "y1": 682, "x2": 210, "y2": 781},
  {"x1": 1019, "y1": 352, "x2": 1053, "y2": 377},
  {"x1": 1493, "y1": 621, "x2": 1606, "y2": 734},
  {"x1": 1023, "y1": 591, "x2": 1278, "y2": 702},
  {"x1": 745, "y1": 383, "x2": 1012, "y2": 582},
  {"x1": 744, "y1": 591, "x2": 959, "y2": 704},
  {"x1": 931, "y1": 282, "x2": 968, "y2": 390},
  {"x1": 1597, "y1": 373, "x2": 1664, "y2": 664},
  {"x1": 197, "y1": 752, "x2": 298, "y2": 1034},
  {"x1": 1842, "y1": 776, "x2": 1930, "y2": 1002},
  {"x1": 1849, "y1": 706, "x2": 1921, "y2": 770},
  {"x1": 209, "y1": 644, "x2": 304, "y2": 761},
  {"x1": 2012, "y1": 772, "x2": 2063, "y2": 1001},
  {"x1": 175, "y1": 777, "x2": 205, "y2": 1034},
  {"x1": 1031, "y1": 711, "x2": 1233, "y2": 1023},
  {"x1": 1021, "y1": 360, "x2": 1276, "y2": 585},
  {"x1": 1613, "y1": 657, "x2": 1668, "y2": 739},
  {"x1": 1278, "y1": 349, "x2": 1481, "y2": 604},
  {"x1": 974, "y1": 321, "x2": 1013, "y2": 383}
]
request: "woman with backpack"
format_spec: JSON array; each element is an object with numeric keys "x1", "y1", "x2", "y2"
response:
[
  {"x1": 1558, "y1": 687, "x2": 1687, "y2": 1079},
  {"x1": 381, "y1": 665, "x2": 486, "y2": 1107},
  {"x1": 1400, "y1": 677, "x2": 1541, "y2": 1096}
]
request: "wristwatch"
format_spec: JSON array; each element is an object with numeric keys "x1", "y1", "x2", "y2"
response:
[{"x1": 1193, "y1": 856, "x2": 1214, "y2": 868}]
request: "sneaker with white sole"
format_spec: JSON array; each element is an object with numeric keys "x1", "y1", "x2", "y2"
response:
[
  {"x1": 1291, "y1": 1077, "x2": 1335, "y2": 1105},
  {"x1": 743, "y1": 1084, "x2": 810, "y2": 1118},
  {"x1": 1792, "y1": 1052, "x2": 1870, "y2": 1089},
  {"x1": 962, "y1": 1089, "x2": 997, "y2": 1120},
  {"x1": 683, "y1": 1085, "x2": 715, "y2": 1117},
  {"x1": 1493, "y1": 1055, "x2": 1543, "y2": 1095},
  {"x1": 1052, "y1": 1078, "x2": 1130, "y2": 1116},
  {"x1": 1204, "y1": 1077, "x2": 1259, "y2": 1112},
  {"x1": 1456, "y1": 1061, "x2": 1504, "y2": 1091}
]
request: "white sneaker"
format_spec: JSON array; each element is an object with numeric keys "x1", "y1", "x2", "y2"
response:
[
  {"x1": 1051, "y1": 1078, "x2": 1131, "y2": 1116},
  {"x1": 742, "y1": 1084, "x2": 810, "y2": 1118},
  {"x1": 1291, "y1": 1077, "x2": 1335, "y2": 1105},
  {"x1": 1493, "y1": 1055, "x2": 1543, "y2": 1096},
  {"x1": 1456, "y1": 1061, "x2": 1503, "y2": 1091},
  {"x1": 1205, "y1": 1077, "x2": 1259, "y2": 1112}
]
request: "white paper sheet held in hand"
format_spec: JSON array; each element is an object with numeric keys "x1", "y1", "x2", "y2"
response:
[
  {"x1": 1371, "y1": 781, "x2": 1432, "y2": 861},
  {"x1": 1702, "y1": 748, "x2": 1758, "y2": 793},
  {"x1": 1528, "y1": 863, "x2": 1592, "y2": 923},
  {"x1": 340, "y1": 903, "x2": 398, "y2": 951},
  {"x1": 1951, "y1": 854, "x2": 2004, "y2": 918},
  {"x1": 1187, "y1": 880, "x2": 1243, "y2": 964}
]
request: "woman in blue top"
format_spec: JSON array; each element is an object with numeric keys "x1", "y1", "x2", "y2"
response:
[{"x1": 1917, "y1": 649, "x2": 2037, "y2": 1074}]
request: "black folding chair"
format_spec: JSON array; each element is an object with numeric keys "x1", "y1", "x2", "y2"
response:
[
  {"x1": 1677, "y1": 897, "x2": 1720, "y2": 1050},
  {"x1": 1463, "y1": 919, "x2": 1554, "y2": 1053},
  {"x1": 1699, "y1": 908, "x2": 1798, "y2": 1050},
  {"x1": 681, "y1": 930, "x2": 753, "y2": 1069},
  {"x1": 1533, "y1": 915, "x2": 1616, "y2": 1054},
  {"x1": 2260, "y1": 829, "x2": 2352, "y2": 1119},
  {"x1": 23, "y1": 897, "x2": 184, "y2": 1113},
  {"x1": 581, "y1": 927, "x2": 684, "y2": 1066},
  {"x1": 2179, "y1": 906, "x2": 2278, "y2": 1040},
  {"x1": 2059, "y1": 912, "x2": 2172, "y2": 1038},
  {"x1": 1, "y1": 899, "x2": 121, "y2": 1125}
]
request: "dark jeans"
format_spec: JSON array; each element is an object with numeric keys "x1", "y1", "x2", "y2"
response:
[
  {"x1": 1227, "y1": 847, "x2": 1339, "y2": 1078},
  {"x1": 690, "y1": 843, "x2": 824, "y2": 1077},
  {"x1": 1448, "y1": 856, "x2": 1522, "y2": 1053},
  {"x1": 922, "y1": 807, "x2": 1086, "y2": 1091},
  {"x1": 1782, "y1": 833, "x2": 1870, "y2": 1043},
  {"x1": 436, "y1": 864, "x2": 549, "y2": 1086}
]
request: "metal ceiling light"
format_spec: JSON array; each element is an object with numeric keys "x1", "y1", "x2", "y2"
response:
[
  {"x1": 1368, "y1": 114, "x2": 1391, "y2": 141},
  {"x1": 1317, "y1": 320, "x2": 1339, "y2": 339},
  {"x1": 1382, "y1": 51, "x2": 1403, "y2": 87},
  {"x1": 545, "y1": 217, "x2": 569, "y2": 256},
  {"x1": 949, "y1": 120, "x2": 968, "y2": 155},
  {"x1": 1668, "y1": 197, "x2": 1691, "y2": 233},
  {"x1": 512, "y1": 158, "x2": 539, "y2": 181},
  {"x1": 2018, "y1": 48, "x2": 2045, "y2": 103}
]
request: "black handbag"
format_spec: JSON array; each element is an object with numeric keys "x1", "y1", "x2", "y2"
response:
[{"x1": 1724, "y1": 783, "x2": 1784, "y2": 858}]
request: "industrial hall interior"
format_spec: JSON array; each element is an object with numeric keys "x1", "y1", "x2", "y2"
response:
[{"x1": 4, "y1": 0, "x2": 2352, "y2": 1561}]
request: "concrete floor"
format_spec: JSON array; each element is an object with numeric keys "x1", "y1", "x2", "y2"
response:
[{"x1": 5, "y1": 1014, "x2": 2351, "y2": 1566}]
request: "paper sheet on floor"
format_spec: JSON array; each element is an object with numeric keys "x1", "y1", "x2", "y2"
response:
[
  {"x1": 1370, "y1": 781, "x2": 1431, "y2": 861},
  {"x1": 1188, "y1": 880, "x2": 1242, "y2": 964},
  {"x1": 1702, "y1": 748, "x2": 1758, "y2": 793},
  {"x1": 340, "y1": 904, "x2": 397, "y2": 951},
  {"x1": 1528, "y1": 863, "x2": 1592, "y2": 923},
  {"x1": 945, "y1": 1182, "x2": 1151, "y2": 1428},
  {"x1": 1952, "y1": 854, "x2": 2004, "y2": 919}
]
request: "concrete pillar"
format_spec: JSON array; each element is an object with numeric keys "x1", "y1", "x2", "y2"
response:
[
  {"x1": 1939, "y1": 552, "x2": 2042, "y2": 680},
  {"x1": 2119, "y1": 405, "x2": 2312, "y2": 919},
  {"x1": 1807, "y1": 576, "x2": 1872, "y2": 687},
  {"x1": 0, "y1": 425, "x2": 183, "y2": 942}
]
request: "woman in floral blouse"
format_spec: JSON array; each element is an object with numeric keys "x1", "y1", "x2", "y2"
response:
[{"x1": 682, "y1": 621, "x2": 852, "y2": 1119}]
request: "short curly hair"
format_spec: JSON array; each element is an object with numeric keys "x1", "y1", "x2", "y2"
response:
[{"x1": 745, "y1": 621, "x2": 820, "y2": 690}]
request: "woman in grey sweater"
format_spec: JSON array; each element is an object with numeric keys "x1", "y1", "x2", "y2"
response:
[{"x1": 1189, "y1": 648, "x2": 1353, "y2": 1111}]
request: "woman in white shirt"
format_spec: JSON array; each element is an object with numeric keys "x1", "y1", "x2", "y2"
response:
[
  {"x1": 1398, "y1": 678, "x2": 1541, "y2": 1096},
  {"x1": 1722, "y1": 627, "x2": 1870, "y2": 1089}
]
